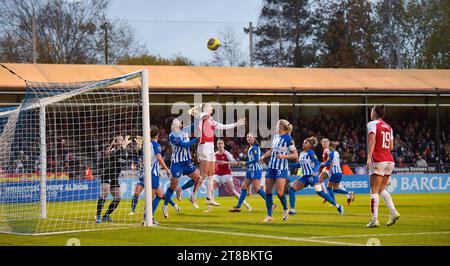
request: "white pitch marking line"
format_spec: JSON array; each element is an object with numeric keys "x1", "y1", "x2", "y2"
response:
[
  {"x1": 157, "y1": 226, "x2": 365, "y2": 246},
  {"x1": 210, "y1": 206, "x2": 450, "y2": 220},
  {"x1": 308, "y1": 231, "x2": 450, "y2": 239}
]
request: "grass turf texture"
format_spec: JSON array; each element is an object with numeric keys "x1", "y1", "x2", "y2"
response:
[{"x1": 0, "y1": 193, "x2": 449, "y2": 246}]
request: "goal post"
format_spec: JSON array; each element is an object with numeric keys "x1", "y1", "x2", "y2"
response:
[
  {"x1": 140, "y1": 69, "x2": 153, "y2": 227},
  {"x1": 39, "y1": 106, "x2": 47, "y2": 219},
  {"x1": 0, "y1": 69, "x2": 153, "y2": 234}
]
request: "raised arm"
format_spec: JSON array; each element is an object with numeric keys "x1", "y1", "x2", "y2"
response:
[
  {"x1": 214, "y1": 118, "x2": 246, "y2": 130},
  {"x1": 170, "y1": 134, "x2": 199, "y2": 148},
  {"x1": 321, "y1": 151, "x2": 334, "y2": 167}
]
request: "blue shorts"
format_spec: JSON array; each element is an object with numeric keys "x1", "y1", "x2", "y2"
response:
[
  {"x1": 245, "y1": 171, "x2": 262, "y2": 180},
  {"x1": 329, "y1": 173, "x2": 343, "y2": 184},
  {"x1": 137, "y1": 174, "x2": 159, "y2": 190},
  {"x1": 266, "y1": 168, "x2": 289, "y2": 179},
  {"x1": 297, "y1": 175, "x2": 319, "y2": 188},
  {"x1": 170, "y1": 161, "x2": 196, "y2": 178}
]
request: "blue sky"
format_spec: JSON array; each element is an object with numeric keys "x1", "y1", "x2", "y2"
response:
[{"x1": 109, "y1": 0, "x2": 263, "y2": 64}]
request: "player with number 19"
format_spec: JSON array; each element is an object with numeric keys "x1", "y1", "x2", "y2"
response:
[{"x1": 366, "y1": 105, "x2": 400, "y2": 228}]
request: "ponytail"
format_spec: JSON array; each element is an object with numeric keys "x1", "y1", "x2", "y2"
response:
[
  {"x1": 329, "y1": 141, "x2": 340, "y2": 150},
  {"x1": 279, "y1": 119, "x2": 294, "y2": 135},
  {"x1": 286, "y1": 123, "x2": 293, "y2": 135},
  {"x1": 188, "y1": 105, "x2": 202, "y2": 117},
  {"x1": 307, "y1": 137, "x2": 318, "y2": 147}
]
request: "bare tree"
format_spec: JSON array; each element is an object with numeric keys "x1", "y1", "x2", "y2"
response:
[
  {"x1": 0, "y1": 0, "x2": 145, "y2": 64},
  {"x1": 210, "y1": 27, "x2": 247, "y2": 67}
]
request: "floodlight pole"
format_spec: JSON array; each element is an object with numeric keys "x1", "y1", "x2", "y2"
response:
[
  {"x1": 249, "y1": 22, "x2": 254, "y2": 67},
  {"x1": 102, "y1": 22, "x2": 109, "y2": 65},
  {"x1": 39, "y1": 106, "x2": 47, "y2": 219},
  {"x1": 32, "y1": 14, "x2": 37, "y2": 64},
  {"x1": 141, "y1": 69, "x2": 153, "y2": 226}
]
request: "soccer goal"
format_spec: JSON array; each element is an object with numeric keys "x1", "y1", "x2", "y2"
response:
[{"x1": 0, "y1": 69, "x2": 155, "y2": 235}]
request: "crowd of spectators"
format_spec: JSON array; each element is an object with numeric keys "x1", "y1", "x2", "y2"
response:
[
  {"x1": 152, "y1": 108, "x2": 449, "y2": 170},
  {"x1": 3, "y1": 107, "x2": 449, "y2": 177}
]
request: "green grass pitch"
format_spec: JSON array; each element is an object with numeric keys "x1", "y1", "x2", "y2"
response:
[{"x1": 0, "y1": 193, "x2": 449, "y2": 246}]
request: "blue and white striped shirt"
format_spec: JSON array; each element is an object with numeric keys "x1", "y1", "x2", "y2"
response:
[
  {"x1": 246, "y1": 144, "x2": 262, "y2": 172},
  {"x1": 295, "y1": 149, "x2": 320, "y2": 177},
  {"x1": 268, "y1": 134, "x2": 294, "y2": 171},
  {"x1": 169, "y1": 125, "x2": 198, "y2": 164},
  {"x1": 139, "y1": 141, "x2": 161, "y2": 178},
  {"x1": 322, "y1": 150, "x2": 342, "y2": 174}
]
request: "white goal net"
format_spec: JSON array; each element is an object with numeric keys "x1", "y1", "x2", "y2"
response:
[{"x1": 0, "y1": 70, "x2": 153, "y2": 235}]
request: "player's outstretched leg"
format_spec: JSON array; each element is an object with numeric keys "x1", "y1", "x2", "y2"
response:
[
  {"x1": 333, "y1": 183, "x2": 355, "y2": 206},
  {"x1": 167, "y1": 197, "x2": 181, "y2": 212},
  {"x1": 321, "y1": 183, "x2": 329, "y2": 204},
  {"x1": 327, "y1": 186, "x2": 335, "y2": 201},
  {"x1": 230, "y1": 189, "x2": 247, "y2": 212},
  {"x1": 234, "y1": 190, "x2": 251, "y2": 211},
  {"x1": 227, "y1": 180, "x2": 251, "y2": 211},
  {"x1": 177, "y1": 179, "x2": 195, "y2": 201},
  {"x1": 315, "y1": 184, "x2": 343, "y2": 215}
]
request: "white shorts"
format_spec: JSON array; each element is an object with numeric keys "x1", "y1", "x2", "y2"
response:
[
  {"x1": 214, "y1": 174, "x2": 233, "y2": 185},
  {"x1": 369, "y1": 162, "x2": 395, "y2": 177},
  {"x1": 197, "y1": 142, "x2": 216, "y2": 162}
]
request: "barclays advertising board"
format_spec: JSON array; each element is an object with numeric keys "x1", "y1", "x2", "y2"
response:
[
  {"x1": 121, "y1": 172, "x2": 449, "y2": 199},
  {"x1": 289, "y1": 173, "x2": 450, "y2": 195},
  {"x1": 386, "y1": 174, "x2": 450, "y2": 194}
]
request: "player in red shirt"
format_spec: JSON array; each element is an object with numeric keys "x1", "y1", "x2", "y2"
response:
[
  {"x1": 366, "y1": 105, "x2": 400, "y2": 228},
  {"x1": 188, "y1": 103, "x2": 245, "y2": 207},
  {"x1": 204, "y1": 140, "x2": 251, "y2": 212}
]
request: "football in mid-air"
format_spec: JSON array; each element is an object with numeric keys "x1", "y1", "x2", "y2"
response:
[{"x1": 207, "y1": 37, "x2": 221, "y2": 50}]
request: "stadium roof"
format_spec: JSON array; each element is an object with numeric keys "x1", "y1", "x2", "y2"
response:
[{"x1": 0, "y1": 63, "x2": 449, "y2": 93}]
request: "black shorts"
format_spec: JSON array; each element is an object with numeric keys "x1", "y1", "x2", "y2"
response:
[{"x1": 101, "y1": 175, "x2": 120, "y2": 188}]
